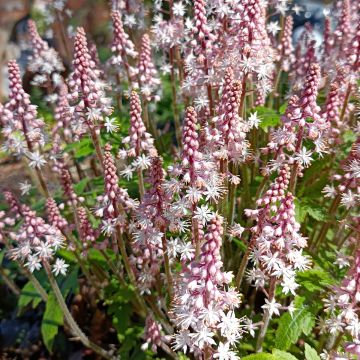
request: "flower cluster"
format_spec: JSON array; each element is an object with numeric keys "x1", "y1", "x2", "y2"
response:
[
  {"x1": 0, "y1": 1, "x2": 359, "y2": 359},
  {"x1": 172, "y1": 214, "x2": 250, "y2": 357},
  {"x1": 324, "y1": 249, "x2": 360, "y2": 355},
  {"x1": 68, "y1": 27, "x2": 113, "y2": 137},
  {"x1": 4, "y1": 192, "x2": 66, "y2": 275},
  {"x1": 27, "y1": 20, "x2": 64, "y2": 87},
  {"x1": 246, "y1": 166, "x2": 310, "y2": 300},
  {"x1": 1, "y1": 61, "x2": 45, "y2": 155},
  {"x1": 110, "y1": 10, "x2": 138, "y2": 81}
]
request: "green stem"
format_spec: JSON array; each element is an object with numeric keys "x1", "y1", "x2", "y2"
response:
[
  {"x1": 256, "y1": 278, "x2": 277, "y2": 352},
  {"x1": 137, "y1": 169, "x2": 145, "y2": 199},
  {"x1": 161, "y1": 232, "x2": 174, "y2": 302},
  {"x1": 234, "y1": 238, "x2": 253, "y2": 291},
  {"x1": 25, "y1": 270, "x2": 48, "y2": 302},
  {"x1": 227, "y1": 162, "x2": 238, "y2": 226},
  {"x1": 169, "y1": 46, "x2": 182, "y2": 147},
  {"x1": 0, "y1": 267, "x2": 20, "y2": 296},
  {"x1": 43, "y1": 261, "x2": 113, "y2": 360}
]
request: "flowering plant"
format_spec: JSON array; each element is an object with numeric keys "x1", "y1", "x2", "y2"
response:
[{"x1": 0, "y1": 0, "x2": 359, "y2": 359}]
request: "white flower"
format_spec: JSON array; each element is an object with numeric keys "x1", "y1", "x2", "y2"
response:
[
  {"x1": 326, "y1": 316, "x2": 345, "y2": 334},
  {"x1": 276, "y1": 1, "x2": 288, "y2": 15},
  {"x1": 35, "y1": 242, "x2": 54, "y2": 259},
  {"x1": 204, "y1": 183, "x2": 225, "y2": 202},
  {"x1": 167, "y1": 237, "x2": 181, "y2": 258},
  {"x1": 104, "y1": 117, "x2": 119, "y2": 133},
  {"x1": 261, "y1": 297, "x2": 281, "y2": 317},
  {"x1": 340, "y1": 190, "x2": 357, "y2": 209},
  {"x1": 19, "y1": 181, "x2": 32, "y2": 195},
  {"x1": 28, "y1": 151, "x2": 47, "y2": 169},
  {"x1": 120, "y1": 166, "x2": 134, "y2": 180},
  {"x1": 190, "y1": 328, "x2": 216, "y2": 349},
  {"x1": 294, "y1": 147, "x2": 313, "y2": 167},
  {"x1": 244, "y1": 318, "x2": 257, "y2": 337},
  {"x1": 178, "y1": 241, "x2": 195, "y2": 261},
  {"x1": 173, "y1": 2, "x2": 185, "y2": 17},
  {"x1": 228, "y1": 223, "x2": 245, "y2": 238},
  {"x1": 247, "y1": 111, "x2": 262, "y2": 129},
  {"x1": 345, "y1": 159, "x2": 360, "y2": 178},
  {"x1": 199, "y1": 305, "x2": 220, "y2": 326},
  {"x1": 218, "y1": 311, "x2": 241, "y2": 341},
  {"x1": 287, "y1": 301, "x2": 296, "y2": 318},
  {"x1": 214, "y1": 342, "x2": 238, "y2": 360},
  {"x1": 345, "y1": 318, "x2": 360, "y2": 338},
  {"x1": 52, "y1": 258, "x2": 69, "y2": 276},
  {"x1": 334, "y1": 252, "x2": 350, "y2": 269},
  {"x1": 281, "y1": 276, "x2": 299, "y2": 295},
  {"x1": 86, "y1": 108, "x2": 102, "y2": 121},
  {"x1": 194, "y1": 205, "x2": 214, "y2": 225},
  {"x1": 322, "y1": 185, "x2": 337, "y2": 199},
  {"x1": 160, "y1": 63, "x2": 172, "y2": 74},
  {"x1": 25, "y1": 254, "x2": 42, "y2": 272},
  {"x1": 132, "y1": 154, "x2": 151, "y2": 170},
  {"x1": 291, "y1": 250, "x2": 312, "y2": 271},
  {"x1": 124, "y1": 14, "x2": 136, "y2": 28},
  {"x1": 240, "y1": 57, "x2": 255, "y2": 73},
  {"x1": 292, "y1": 4, "x2": 303, "y2": 15},
  {"x1": 185, "y1": 186, "x2": 203, "y2": 204},
  {"x1": 267, "y1": 21, "x2": 281, "y2": 36},
  {"x1": 173, "y1": 330, "x2": 191, "y2": 353},
  {"x1": 101, "y1": 219, "x2": 115, "y2": 235},
  {"x1": 194, "y1": 95, "x2": 209, "y2": 111}
]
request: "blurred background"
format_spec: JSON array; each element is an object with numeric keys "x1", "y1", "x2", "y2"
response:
[{"x1": 0, "y1": 0, "x2": 333, "y2": 101}]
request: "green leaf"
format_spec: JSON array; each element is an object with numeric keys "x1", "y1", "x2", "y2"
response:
[
  {"x1": 304, "y1": 203, "x2": 327, "y2": 221},
  {"x1": 18, "y1": 281, "x2": 44, "y2": 312},
  {"x1": 294, "y1": 199, "x2": 307, "y2": 222},
  {"x1": 275, "y1": 306, "x2": 315, "y2": 350},
  {"x1": 253, "y1": 106, "x2": 281, "y2": 132},
  {"x1": 304, "y1": 344, "x2": 321, "y2": 360},
  {"x1": 273, "y1": 349, "x2": 298, "y2": 360},
  {"x1": 74, "y1": 178, "x2": 89, "y2": 194},
  {"x1": 64, "y1": 138, "x2": 93, "y2": 159},
  {"x1": 0, "y1": 249, "x2": 5, "y2": 265},
  {"x1": 242, "y1": 354, "x2": 275, "y2": 360},
  {"x1": 297, "y1": 268, "x2": 334, "y2": 293},
  {"x1": 343, "y1": 130, "x2": 356, "y2": 144},
  {"x1": 57, "y1": 249, "x2": 77, "y2": 263},
  {"x1": 178, "y1": 354, "x2": 191, "y2": 360},
  {"x1": 279, "y1": 102, "x2": 288, "y2": 114},
  {"x1": 41, "y1": 292, "x2": 64, "y2": 352},
  {"x1": 294, "y1": 199, "x2": 327, "y2": 222},
  {"x1": 232, "y1": 238, "x2": 247, "y2": 252},
  {"x1": 60, "y1": 266, "x2": 79, "y2": 297}
]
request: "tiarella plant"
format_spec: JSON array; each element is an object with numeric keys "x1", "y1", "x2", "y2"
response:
[{"x1": 0, "y1": 0, "x2": 359, "y2": 359}]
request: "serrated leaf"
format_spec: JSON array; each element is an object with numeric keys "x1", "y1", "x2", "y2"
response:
[
  {"x1": 41, "y1": 292, "x2": 64, "y2": 352},
  {"x1": 18, "y1": 281, "x2": 44, "y2": 312},
  {"x1": 294, "y1": 199, "x2": 327, "y2": 222},
  {"x1": 304, "y1": 343, "x2": 321, "y2": 360},
  {"x1": 297, "y1": 268, "x2": 334, "y2": 293},
  {"x1": 294, "y1": 199, "x2": 307, "y2": 222},
  {"x1": 242, "y1": 354, "x2": 275, "y2": 360},
  {"x1": 305, "y1": 204, "x2": 327, "y2": 221},
  {"x1": 273, "y1": 349, "x2": 298, "y2": 360},
  {"x1": 275, "y1": 306, "x2": 315, "y2": 350}
]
